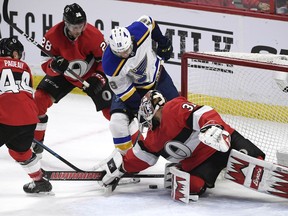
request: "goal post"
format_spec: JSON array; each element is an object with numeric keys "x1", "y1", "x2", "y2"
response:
[{"x1": 181, "y1": 52, "x2": 288, "y2": 163}]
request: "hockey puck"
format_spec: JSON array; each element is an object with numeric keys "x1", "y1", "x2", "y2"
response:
[{"x1": 149, "y1": 184, "x2": 158, "y2": 189}]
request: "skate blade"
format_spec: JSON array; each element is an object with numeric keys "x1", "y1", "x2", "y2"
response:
[
  {"x1": 25, "y1": 191, "x2": 55, "y2": 197},
  {"x1": 118, "y1": 178, "x2": 140, "y2": 186}
]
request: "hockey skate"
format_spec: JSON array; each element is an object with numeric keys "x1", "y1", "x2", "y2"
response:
[
  {"x1": 23, "y1": 178, "x2": 52, "y2": 194},
  {"x1": 118, "y1": 177, "x2": 140, "y2": 186}
]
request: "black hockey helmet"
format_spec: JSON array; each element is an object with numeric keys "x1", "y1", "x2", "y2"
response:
[
  {"x1": 0, "y1": 36, "x2": 24, "y2": 59},
  {"x1": 63, "y1": 3, "x2": 86, "y2": 25}
]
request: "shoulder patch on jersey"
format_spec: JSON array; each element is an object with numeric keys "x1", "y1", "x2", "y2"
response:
[{"x1": 139, "y1": 17, "x2": 152, "y2": 26}]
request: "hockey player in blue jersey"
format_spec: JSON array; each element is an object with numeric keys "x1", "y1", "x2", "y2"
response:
[{"x1": 102, "y1": 15, "x2": 179, "y2": 155}]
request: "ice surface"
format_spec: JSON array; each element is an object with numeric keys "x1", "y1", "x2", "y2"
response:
[{"x1": 0, "y1": 94, "x2": 287, "y2": 216}]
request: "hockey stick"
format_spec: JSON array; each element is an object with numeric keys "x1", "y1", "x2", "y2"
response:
[
  {"x1": 33, "y1": 138, "x2": 84, "y2": 172},
  {"x1": 44, "y1": 170, "x2": 164, "y2": 181},
  {"x1": 2, "y1": 0, "x2": 90, "y2": 89},
  {"x1": 33, "y1": 139, "x2": 164, "y2": 180}
]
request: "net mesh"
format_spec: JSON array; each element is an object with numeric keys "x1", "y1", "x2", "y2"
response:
[{"x1": 183, "y1": 52, "x2": 288, "y2": 163}]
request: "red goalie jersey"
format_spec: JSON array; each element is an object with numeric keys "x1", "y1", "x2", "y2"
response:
[
  {"x1": 0, "y1": 57, "x2": 39, "y2": 125},
  {"x1": 123, "y1": 96, "x2": 235, "y2": 173}
]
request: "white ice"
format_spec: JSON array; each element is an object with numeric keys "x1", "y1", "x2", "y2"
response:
[{"x1": 0, "y1": 94, "x2": 287, "y2": 216}]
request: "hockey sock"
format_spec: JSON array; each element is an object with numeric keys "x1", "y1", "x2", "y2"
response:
[
  {"x1": 190, "y1": 175, "x2": 206, "y2": 195},
  {"x1": 34, "y1": 115, "x2": 49, "y2": 142}
]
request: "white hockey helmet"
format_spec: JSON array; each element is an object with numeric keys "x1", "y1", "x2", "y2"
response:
[
  {"x1": 138, "y1": 90, "x2": 166, "y2": 129},
  {"x1": 109, "y1": 27, "x2": 132, "y2": 55}
]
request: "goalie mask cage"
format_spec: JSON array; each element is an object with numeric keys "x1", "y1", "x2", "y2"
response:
[{"x1": 181, "y1": 52, "x2": 288, "y2": 163}]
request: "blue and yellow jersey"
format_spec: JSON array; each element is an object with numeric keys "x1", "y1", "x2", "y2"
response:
[{"x1": 103, "y1": 15, "x2": 163, "y2": 110}]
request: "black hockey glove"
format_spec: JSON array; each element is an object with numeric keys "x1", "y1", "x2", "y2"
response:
[
  {"x1": 83, "y1": 73, "x2": 105, "y2": 97},
  {"x1": 50, "y1": 56, "x2": 69, "y2": 75},
  {"x1": 157, "y1": 37, "x2": 173, "y2": 62}
]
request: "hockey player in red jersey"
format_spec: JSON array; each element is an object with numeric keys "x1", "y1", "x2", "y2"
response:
[
  {"x1": 33, "y1": 3, "x2": 113, "y2": 154},
  {"x1": 0, "y1": 37, "x2": 52, "y2": 194},
  {"x1": 98, "y1": 90, "x2": 265, "y2": 200}
]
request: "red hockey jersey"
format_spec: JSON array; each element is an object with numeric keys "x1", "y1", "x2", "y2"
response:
[
  {"x1": 0, "y1": 57, "x2": 39, "y2": 126},
  {"x1": 123, "y1": 96, "x2": 234, "y2": 173},
  {"x1": 41, "y1": 22, "x2": 106, "y2": 88}
]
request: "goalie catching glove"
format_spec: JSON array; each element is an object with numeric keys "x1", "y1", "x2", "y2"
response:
[
  {"x1": 98, "y1": 149, "x2": 125, "y2": 191},
  {"x1": 198, "y1": 123, "x2": 231, "y2": 152}
]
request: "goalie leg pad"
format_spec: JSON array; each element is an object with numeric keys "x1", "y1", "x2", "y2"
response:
[
  {"x1": 170, "y1": 167, "x2": 200, "y2": 203},
  {"x1": 164, "y1": 163, "x2": 178, "y2": 189},
  {"x1": 225, "y1": 149, "x2": 288, "y2": 199},
  {"x1": 170, "y1": 167, "x2": 190, "y2": 203}
]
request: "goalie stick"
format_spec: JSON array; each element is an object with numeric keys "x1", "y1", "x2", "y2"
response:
[
  {"x1": 2, "y1": 0, "x2": 90, "y2": 89},
  {"x1": 225, "y1": 149, "x2": 288, "y2": 199},
  {"x1": 33, "y1": 139, "x2": 164, "y2": 180}
]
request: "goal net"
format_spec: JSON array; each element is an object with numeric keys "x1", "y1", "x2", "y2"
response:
[{"x1": 181, "y1": 52, "x2": 288, "y2": 163}]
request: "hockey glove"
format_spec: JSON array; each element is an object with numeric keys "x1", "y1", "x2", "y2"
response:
[
  {"x1": 98, "y1": 149, "x2": 125, "y2": 191},
  {"x1": 157, "y1": 37, "x2": 173, "y2": 62},
  {"x1": 198, "y1": 124, "x2": 231, "y2": 152},
  {"x1": 83, "y1": 73, "x2": 105, "y2": 97},
  {"x1": 50, "y1": 56, "x2": 69, "y2": 75}
]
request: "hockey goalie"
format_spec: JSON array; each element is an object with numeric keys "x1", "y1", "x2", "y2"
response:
[{"x1": 97, "y1": 90, "x2": 288, "y2": 203}]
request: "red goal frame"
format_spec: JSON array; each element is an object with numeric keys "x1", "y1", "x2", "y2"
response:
[{"x1": 181, "y1": 52, "x2": 288, "y2": 98}]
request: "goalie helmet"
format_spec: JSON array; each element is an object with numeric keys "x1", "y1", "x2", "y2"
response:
[
  {"x1": 63, "y1": 3, "x2": 87, "y2": 25},
  {"x1": 0, "y1": 37, "x2": 24, "y2": 59},
  {"x1": 109, "y1": 27, "x2": 133, "y2": 57},
  {"x1": 138, "y1": 90, "x2": 166, "y2": 130}
]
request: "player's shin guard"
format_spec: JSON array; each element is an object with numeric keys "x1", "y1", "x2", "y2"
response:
[
  {"x1": 109, "y1": 113, "x2": 133, "y2": 155},
  {"x1": 17, "y1": 151, "x2": 42, "y2": 180}
]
